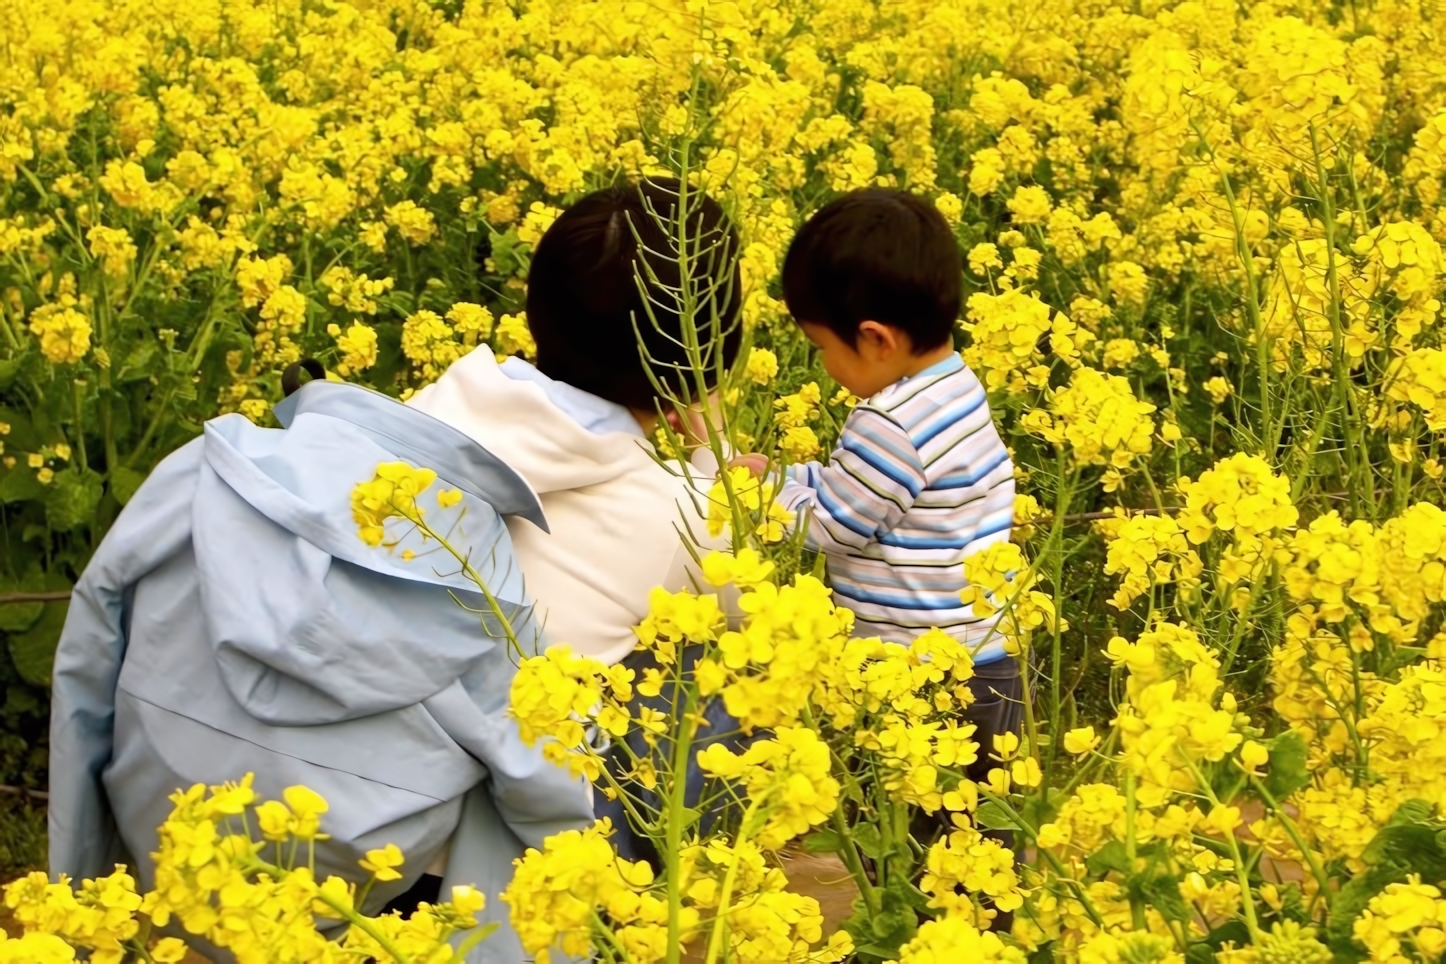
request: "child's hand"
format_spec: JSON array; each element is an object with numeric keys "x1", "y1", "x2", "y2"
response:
[{"x1": 727, "y1": 454, "x2": 770, "y2": 478}]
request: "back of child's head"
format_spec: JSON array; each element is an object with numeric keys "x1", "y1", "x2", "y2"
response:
[
  {"x1": 525, "y1": 179, "x2": 742, "y2": 410},
  {"x1": 781, "y1": 188, "x2": 961, "y2": 352}
]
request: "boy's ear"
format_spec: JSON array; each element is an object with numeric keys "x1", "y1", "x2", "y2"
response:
[{"x1": 857, "y1": 320, "x2": 906, "y2": 357}]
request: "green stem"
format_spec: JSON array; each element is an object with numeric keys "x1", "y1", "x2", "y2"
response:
[
  {"x1": 665, "y1": 685, "x2": 700, "y2": 964},
  {"x1": 405, "y1": 507, "x2": 525, "y2": 657},
  {"x1": 1045, "y1": 461, "x2": 1076, "y2": 772},
  {"x1": 1125, "y1": 771, "x2": 1145, "y2": 930},
  {"x1": 976, "y1": 787, "x2": 1105, "y2": 928},
  {"x1": 804, "y1": 708, "x2": 881, "y2": 919},
  {"x1": 1309, "y1": 124, "x2": 1368, "y2": 520},
  {"x1": 125, "y1": 940, "x2": 159, "y2": 964},
  {"x1": 123, "y1": 386, "x2": 177, "y2": 470},
  {"x1": 71, "y1": 379, "x2": 88, "y2": 473},
  {"x1": 1217, "y1": 168, "x2": 1272, "y2": 456},
  {"x1": 1247, "y1": 772, "x2": 1331, "y2": 909},
  {"x1": 703, "y1": 797, "x2": 765, "y2": 964},
  {"x1": 252, "y1": 858, "x2": 413, "y2": 964},
  {"x1": 1183, "y1": 757, "x2": 1260, "y2": 943},
  {"x1": 590, "y1": 909, "x2": 636, "y2": 964}
]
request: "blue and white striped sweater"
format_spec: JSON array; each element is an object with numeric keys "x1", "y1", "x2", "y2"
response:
[{"x1": 778, "y1": 354, "x2": 1015, "y2": 663}]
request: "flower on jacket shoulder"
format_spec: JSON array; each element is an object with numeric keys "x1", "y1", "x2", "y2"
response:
[{"x1": 351, "y1": 460, "x2": 439, "y2": 546}]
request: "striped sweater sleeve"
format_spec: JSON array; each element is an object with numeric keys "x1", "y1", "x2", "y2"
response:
[{"x1": 776, "y1": 407, "x2": 927, "y2": 553}]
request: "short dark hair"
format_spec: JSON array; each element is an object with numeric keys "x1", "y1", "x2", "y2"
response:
[
  {"x1": 781, "y1": 188, "x2": 962, "y2": 352},
  {"x1": 525, "y1": 179, "x2": 742, "y2": 411}
]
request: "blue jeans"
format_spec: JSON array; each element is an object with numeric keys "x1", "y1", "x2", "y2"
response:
[{"x1": 592, "y1": 645, "x2": 757, "y2": 865}]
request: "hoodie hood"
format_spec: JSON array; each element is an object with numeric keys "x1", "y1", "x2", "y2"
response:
[
  {"x1": 408, "y1": 345, "x2": 660, "y2": 496},
  {"x1": 190, "y1": 381, "x2": 545, "y2": 726}
]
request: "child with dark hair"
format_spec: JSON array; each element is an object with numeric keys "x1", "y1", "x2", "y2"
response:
[
  {"x1": 526, "y1": 179, "x2": 741, "y2": 413},
  {"x1": 736, "y1": 187, "x2": 1020, "y2": 796},
  {"x1": 411, "y1": 178, "x2": 741, "y2": 665}
]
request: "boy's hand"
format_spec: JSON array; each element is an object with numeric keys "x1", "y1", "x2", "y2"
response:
[{"x1": 728, "y1": 454, "x2": 770, "y2": 478}]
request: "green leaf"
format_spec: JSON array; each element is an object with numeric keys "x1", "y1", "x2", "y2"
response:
[
  {"x1": 1325, "y1": 801, "x2": 1446, "y2": 951},
  {"x1": 116, "y1": 340, "x2": 157, "y2": 382},
  {"x1": 109, "y1": 465, "x2": 147, "y2": 506},
  {"x1": 9, "y1": 597, "x2": 68, "y2": 686},
  {"x1": 0, "y1": 466, "x2": 45, "y2": 505},
  {"x1": 1328, "y1": 862, "x2": 1403, "y2": 951},
  {"x1": 1202, "y1": 920, "x2": 1250, "y2": 952},
  {"x1": 1086, "y1": 839, "x2": 1131, "y2": 877},
  {"x1": 455, "y1": 921, "x2": 500, "y2": 956},
  {"x1": 843, "y1": 877, "x2": 919, "y2": 962},
  {"x1": 974, "y1": 800, "x2": 1021, "y2": 831},
  {"x1": 802, "y1": 829, "x2": 842, "y2": 855},
  {"x1": 1358, "y1": 807, "x2": 1446, "y2": 883},
  {"x1": 851, "y1": 822, "x2": 884, "y2": 860},
  {"x1": 1019, "y1": 786, "x2": 1066, "y2": 831},
  {"x1": 45, "y1": 467, "x2": 103, "y2": 531},
  {"x1": 487, "y1": 227, "x2": 528, "y2": 278},
  {"x1": 1028, "y1": 944, "x2": 1058, "y2": 964},
  {"x1": 1263, "y1": 730, "x2": 1311, "y2": 801},
  {"x1": 0, "y1": 565, "x2": 53, "y2": 633},
  {"x1": 0, "y1": 358, "x2": 22, "y2": 392},
  {"x1": 1131, "y1": 870, "x2": 1190, "y2": 923},
  {"x1": 0, "y1": 407, "x2": 40, "y2": 453},
  {"x1": 677, "y1": 806, "x2": 703, "y2": 831},
  {"x1": 1185, "y1": 943, "x2": 1214, "y2": 964}
]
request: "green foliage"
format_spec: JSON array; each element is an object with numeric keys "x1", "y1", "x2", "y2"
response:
[
  {"x1": 1263, "y1": 731, "x2": 1313, "y2": 801},
  {"x1": 0, "y1": 797, "x2": 46, "y2": 878},
  {"x1": 1326, "y1": 801, "x2": 1446, "y2": 954}
]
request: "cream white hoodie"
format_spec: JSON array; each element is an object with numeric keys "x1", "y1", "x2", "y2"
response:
[{"x1": 408, "y1": 346, "x2": 713, "y2": 666}]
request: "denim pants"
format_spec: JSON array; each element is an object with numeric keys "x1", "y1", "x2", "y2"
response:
[
  {"x1": 961, "y1": 655, "x2": 1026, "y2": 852},
  {"x1": 592, "y1": 645, "x2": 755, "y2": 866}
]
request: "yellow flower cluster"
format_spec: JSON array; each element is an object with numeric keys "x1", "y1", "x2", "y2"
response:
[
  {"x1": 1107, "y1": 623, "x2": 1245, "y2": 794},
  {"x1": 1022, "y1": 368, "x2": 1156, "y2": 471},
  {"x1": 1281, "y1": 502, "x2": 1446, "y2": 645},
  {"x1": 27, "y1": 302, "x2": 92, "y2": 365},
  {"x1": 502, "y1": 820, "x2": 851, "y2": 964},
  {"x1": 501, "y1": 819, "x2": 662, "y2": 964},
  {"x1": 819, "y1": 628, "x2": 982, "y2": 812},
  {"x1": 1387, "y1": 347, "x2": 1446, "y2": 430},
  {"x1": 349, "y1": 462, "x2": 462, "y2": 549},
  {"x1": 509, "y1": 645, "x2": 628, "y2": 780},
  {"x1": 707, "y1": 467, "x2": 796, "y2": 545},
  {"x1": 1353, "y1": 876, "x2": 1446, "y2": 963},
  {"x1": 328, "y1": 321, "x2": 380, "y2": 377},
  {"x1": 3, "y1": 868, "x2": 157, "y2": 964},
  {"x1": 711, "y1": 573, "x2": 851, "y2": 731},
  {"x1": 887, "y1": 915, "x2": 1025, "y2": 963},
  {"x1": 696, "y1": 726, "x2": 840, "y2": 849},
  {"x1": 5, "y1": 774, "x2": 487, "y2": 963},
  {"x1": 772, "y1": 382, "x2": 824, "y2": 462},
  {"x1": 1177, "y1": 454, "x2": 1299, "y2": 548},
  {"x1": 919, "y1": 817, "x2": 1025, "y2": 925},
  {"x1": 958, "y1": 542, "x2": 1065, "y2": 651},
  {"x1": 960, "y1": 290, "x2": 1056, "y2": 393},
  {"x1": 350, "y1": 461, "x2": 438, "y2": 546},
  {"x1": 746, "y1": 347, "x2": 780, "y2": 385},
  {"x1": 1101, "y1": 513, "x2": 1203, "y2": 611}
]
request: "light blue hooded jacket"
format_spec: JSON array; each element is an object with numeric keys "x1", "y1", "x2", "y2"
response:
[{"x1": 47, "y1": 379, "x2": 594, "y2": 962}]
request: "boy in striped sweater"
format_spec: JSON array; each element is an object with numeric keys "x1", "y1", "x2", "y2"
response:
[{"x1": 735, "y1": 188, "x2": 1020, "y2": 788}]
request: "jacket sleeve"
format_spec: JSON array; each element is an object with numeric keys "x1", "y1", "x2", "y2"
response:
[
  {"x1": 776, "y1": 406, "x2": 927, "y2": 554},
  {"x1": 422, "y1": 643, "x2": 594, "y2": 852},
  {"x1": 48, "y1": 439, "x2": 202, "y2": 881}
]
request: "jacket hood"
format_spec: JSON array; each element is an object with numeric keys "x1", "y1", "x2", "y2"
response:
[
  {"x1": 191, "y1": 381, "x2": 545, "y2": 726},
  {"x1": 408, "y1": 346, "x2": 661, "y2": 495}
]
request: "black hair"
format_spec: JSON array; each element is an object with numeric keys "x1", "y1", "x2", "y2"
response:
[
  {"x1": 781, "y1": 188, "x2": 962, "y2": 352},
  {"x1": 524, "y1": 179, "x2": 742, "y2": 411}
]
